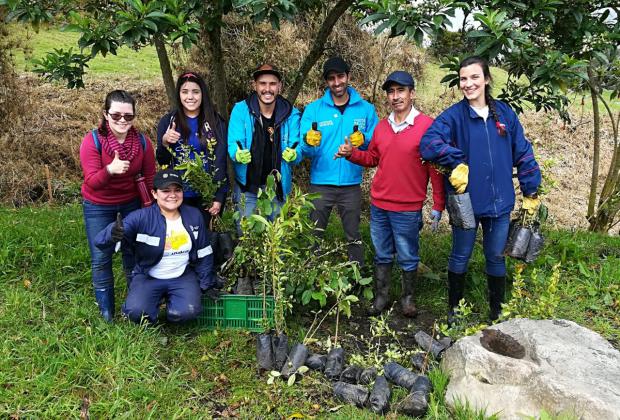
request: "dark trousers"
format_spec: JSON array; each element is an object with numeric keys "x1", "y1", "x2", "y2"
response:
[
  {"x1": 122, "y1": 269, "x2": 202, "y2": 323},
  {"x1": 310, "y1": 184, "x2": 364, "y2": 266}
]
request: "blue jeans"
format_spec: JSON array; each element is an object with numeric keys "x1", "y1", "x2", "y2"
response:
[
  {"x1": 122, "y1": 269, "x2": 202, "y2": 323},
  {"x1": 82, "y1": 199, "x2": 140, "y2": 289},
  {"x1": 449, "y1": 213, "x2": 510, "y2": 277},
  {"x1": 233, "y1": 183, "x2": 284, "y2": 233},
  {"x1": 370, "y1": 205, "x2": 422, "y2": 272}
]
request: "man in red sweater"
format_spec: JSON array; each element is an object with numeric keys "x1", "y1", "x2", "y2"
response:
[{"x1": 336, "y1": 71, "x2": 445, "y2": 317}]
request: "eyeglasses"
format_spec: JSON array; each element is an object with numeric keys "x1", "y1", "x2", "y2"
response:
[{"x1": 107, "y1": 112, "x2": 135, "y2": 122}]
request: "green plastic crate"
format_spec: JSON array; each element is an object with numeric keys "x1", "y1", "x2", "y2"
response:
[{"x1": 198, "y1": 294, "x2": 274, "y2": 332}]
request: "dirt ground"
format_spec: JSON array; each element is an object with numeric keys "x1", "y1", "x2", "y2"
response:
[{"x1": 1, "y1": 75, "x2": 618, "y2": 233}]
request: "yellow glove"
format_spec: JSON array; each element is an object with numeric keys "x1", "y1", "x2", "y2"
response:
[
  {"x1": 282, "y1": 147, "x2": 297, "y2": 163},
  {"x1": 522, "y1": 195, "x2": 540, "y2": 215},
  {"x1": 449, "y1": 163, "x2": 469, "y2": 194},
  {"x1": 305, "y1": 128, "x2": 321, "y2": 147},
  {"x1": 235, "y1": 149, "x2": 252, "y2": 164},
  {"x1": 349, "y1": 129, "x2": 364, "y2": 147}
]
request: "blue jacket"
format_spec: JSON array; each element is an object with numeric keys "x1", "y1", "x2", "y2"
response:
[
  {"x1": 301, "y1": 87, "x2": 379, "y2": 186},
  {"x1": 227, "y1": 94, "x2": 302, "y2": 198},
  {"x1": 156, "y1": 111, "x2": 229, "y2": 203},
  {"x1": 95, "y1": 204, "x2": 214, "y2": 290},
  {"x1": 419, "y1": 99, "x2": 541, "y2": 217}
]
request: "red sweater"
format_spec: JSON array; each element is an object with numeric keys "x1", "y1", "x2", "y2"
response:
[
  {"x1": 79, "y1": 130, "x2": 156, "y2": 205},
  {"x1": 348, "y1": 114, "x2": 445, "y2": 212}
]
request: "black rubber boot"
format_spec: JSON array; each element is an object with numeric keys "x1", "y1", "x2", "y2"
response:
[
  {"x1": 400, "y1": 270, "x2": 418, "y2": 318},
  {"x1": 487, "y1": 274, "x2": 506, "y2": 322},
  {"x1": 447, "y1": 271, "x2": 466, "y2": 326},
  {"x1": 94, "y1": 287, "x2": 115, "y2": 323},
  {"x1": 368, "y1": 264, "x2": 392, "y2": 316}
]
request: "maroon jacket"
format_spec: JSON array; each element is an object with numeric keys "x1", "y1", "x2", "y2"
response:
[{"x1": 79, "y1": 130, "x2": 156, "y2": 205}]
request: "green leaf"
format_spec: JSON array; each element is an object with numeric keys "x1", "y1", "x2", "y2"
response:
[{"x1": 287, "y1": 374, "x2": 296, "y2": 386}]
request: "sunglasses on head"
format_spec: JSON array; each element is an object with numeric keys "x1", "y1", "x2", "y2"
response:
[{"x1": 107, "y1": 112, "x2": 135, "y2": 122}]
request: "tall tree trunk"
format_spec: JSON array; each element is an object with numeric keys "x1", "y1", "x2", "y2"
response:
[
  {"x1": 586, "y1": 65, "x2": 600, "y2": 224},
  {"x1": 204, "y1": 24, "x2": 229, "y2": 117},
  {"x1": 154, "y1": 35, "x2": 176, "y2": 109},
  {"x1": 286, "y1": 0, "x2": 354, "y2": 105}
]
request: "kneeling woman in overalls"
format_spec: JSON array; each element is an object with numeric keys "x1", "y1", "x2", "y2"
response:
[{"x1": 95, "y1": 168, "x2": 218, "y2": 323}]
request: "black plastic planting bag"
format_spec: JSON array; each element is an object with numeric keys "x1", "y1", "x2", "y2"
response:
[
  {"x1": 333, "y1": 381, "x2": 369, "y2": 408},
  {"x1": 411, "y1": 352, "x2": 429, "y2": 373},
  {"x1": 412, "y1": 375, "x2": 432, "y2": 396},
  {"x1": 340, "y1": 365, "x2": 363, "y2": 384},
  {"x1": 256, "y1": 333, "x2": 274, "y2": 371},
  {"x1": 272, "y1": 333, "x2": 289, "y2": 370},
  {"x1": 306, "y1": 353, "x2": 327, "y2": 371},
  {"x1": 281, "y1": 343, "x2": 308, "y2": 379},
  {"x1": 369, "y1": 375, "x2": 391, "y2": 414},
  {"x1": 324, "y1": 347, "x2": 345, "y2": 381},
  {"x1": 359, "y1": 367, "x2": 378, "y2": 385},
  {"x1": 446, "y1": 193, "x2": 476, "y2": 230},
  {"x1": 505, "y1": 221, "x2": 531, "y2": 260},
  {"x1": 399, "y1": 391, "x2": 429, "y2": 417},
  {"x1": 414, "y1": 331, "x2": 447, "y2": 359},
  {"x1": 384, "y1": 362, "x2": 418, "y2": 390},
  {"x1": 235, "y1": 276, "x2": 254, "y2": 295},
  {"x1": 524, "y1": 226, "x2": 544, "y2": 263}
]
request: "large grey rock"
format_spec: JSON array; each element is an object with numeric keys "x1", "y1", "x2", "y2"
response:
[{"x1": 441, "y1": 318, "x2": 620, "y2": 420}]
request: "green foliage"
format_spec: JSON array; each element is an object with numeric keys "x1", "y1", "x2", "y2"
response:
[
  {"x1": 501, "y1": 263, "x2": 561, "y2": 320},
  {"x1": 31, "y1": 47, "x2": 89, "y2": 88},
  {"x1": 171, "y1": 143, "x2": 220, "y2": 206},
  {"x1": 439, "y1": 300, "x2": 488, "y2": 341}
]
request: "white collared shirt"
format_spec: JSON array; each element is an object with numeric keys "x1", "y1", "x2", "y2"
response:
[{"x1": 388, "y1": 105, "x2": 420, "y2": 133}]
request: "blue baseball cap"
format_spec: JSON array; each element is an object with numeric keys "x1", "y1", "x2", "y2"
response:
[{"x1": 382, "y1": 71, "x2": 415, "y2": 90}]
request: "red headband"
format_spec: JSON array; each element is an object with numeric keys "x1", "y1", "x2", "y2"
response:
[{"x1": 181, "y1": 72, "x2": 197, "y2": 79}]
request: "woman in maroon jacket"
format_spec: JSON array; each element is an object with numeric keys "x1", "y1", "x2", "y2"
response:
[{"x1": 79, "y1": 90, "x2": 156, "y2": 322}]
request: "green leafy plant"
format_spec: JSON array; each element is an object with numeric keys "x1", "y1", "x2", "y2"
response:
[
  {"x1": 32, "y1": 48, "x2": 90, "y2": 88},
  {"x1": 501, "y1": 263, "x2": 561, "y2": 320},
  {"x1": 439, "y1": 301, "x2": 488, "y2": 340},
  {"x1": 171, "y1": 143, "x2": 220, "y2": 207}
]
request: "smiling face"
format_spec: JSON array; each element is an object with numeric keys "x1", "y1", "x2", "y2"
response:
[
  {"x1": 386, "y1": 84, "x2": 415, "y2": 115},
  {"x1": 179, "y1": 81, "x2": 202, "y2": 117},
  {"x1": 325, "y1": 71, "x2": 349, "y2": 100},
  {"x1": 152, "y1": 184, "x2": 183, "y2": 215},
  {"x1": 253, "y1": 74, "x2": 281, "y2": 107},
  {"x1": 104, "y1": 101, "x2": 135, "y2": 140},
  {"x1": 459, "y1": 63, "x2": 490, "y2": 107}
]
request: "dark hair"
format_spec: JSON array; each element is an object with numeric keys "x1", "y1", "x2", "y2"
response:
[
  {"x1": 174, "y1": 72, "x2": 221, "y2": 148},
  {"x1": 98, "y1": 90, "x2": 136, "y2": 136},
  {"x1": 459, "y1": 56, "x2": 502, "y2": 127}
]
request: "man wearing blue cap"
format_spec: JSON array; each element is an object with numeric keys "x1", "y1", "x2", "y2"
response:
[
  {"x1": 336, "y1": 71, "x2": 445, "y2": 317},
  {"x1": 301, "y1": 57, "x2": 379, "y2": 267}
]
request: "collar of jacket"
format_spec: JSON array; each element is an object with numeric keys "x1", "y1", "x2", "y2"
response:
[
  {"x1": 321, "y1": 86, "x2": 363, "y2": 107},
  {"x1": 245, "y1": 92, "x2": 293, "y2": 127}
]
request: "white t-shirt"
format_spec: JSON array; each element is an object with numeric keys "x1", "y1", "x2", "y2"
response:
[
  {"x1": 148, "y1": 216, "x2": 192, "y2": 279},
  {"x1": 471, "y1": 105, "x2": 489, "y2": 121}
]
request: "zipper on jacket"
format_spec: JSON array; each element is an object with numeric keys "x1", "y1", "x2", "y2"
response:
[{"x1": 483, "y1": 120, "x2": 498, "y2": 216}]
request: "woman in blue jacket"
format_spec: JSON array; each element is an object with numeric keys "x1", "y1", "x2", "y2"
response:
[
  {"x1": 420, "y1": 56, "x2": 542, "y2": 322},
  {"x1": 156, "y1": 72, "x2": 229, "y2": 227},
  {"x1": 95, "y1": 169, "x2": 216, "y2": 324}
]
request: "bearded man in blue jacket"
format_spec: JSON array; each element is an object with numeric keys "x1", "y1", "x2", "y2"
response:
[
  {"x1": 301, "y1": 57, "x2": 379, "y2": 266},
  {"x1": 228, "y1": 64, "x2": 302, "y2": 224}
]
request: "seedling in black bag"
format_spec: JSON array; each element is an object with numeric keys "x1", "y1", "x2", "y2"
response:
[
  {"x1": 333, "y1": 381, "x2": 368, "y2": 407},
  {"x1": 505, "y1": 204, "x2": 547, "y2": 263}
]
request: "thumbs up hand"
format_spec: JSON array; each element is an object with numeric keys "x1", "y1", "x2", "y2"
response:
[
  {"x1": 111, "y1": 212, "x2": 124, "y2": 242},
  {"x1": 334, "y1": 137, "x2": 353, "y2": 159},
  {"x1": 106, "y1": 150, "x2": 130, "y2": 175},
  {"x1": 163, "y1": 121, "x2": 180, "y2": 145}
]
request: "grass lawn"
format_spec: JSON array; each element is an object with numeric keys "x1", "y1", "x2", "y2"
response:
[
  {"x1": 1, "y1": 204, "x2": 618, "y2": 418},
  {"x1": 9, "y1": 24, "x2": 161, "y2": 82}
]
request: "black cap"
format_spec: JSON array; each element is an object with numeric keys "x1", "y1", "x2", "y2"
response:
[
  {"x1": 382, "y1": 70, "x2": 415, "y2": 90},
  {"x1": 322, "y1": 57, "x2": 350, "y2": 79},
  {"x1": 252, "y1": 64, "x2": 282, "y2": 81},
  {"x1": 153, "y1": 169, "x2": 183, "y2": 190}
]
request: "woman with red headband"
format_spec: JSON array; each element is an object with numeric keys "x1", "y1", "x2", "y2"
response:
[
  {"x1": 80, "y1": 89, "x2": 156, "y2": 322},
  {"x1": 156, "y1": 72, "x2": 229, "y2": 226}
]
